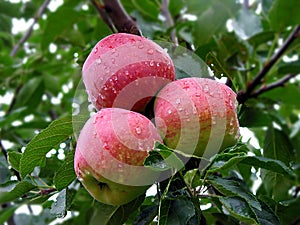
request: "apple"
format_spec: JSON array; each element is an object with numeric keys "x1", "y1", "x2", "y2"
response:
[
  {"x1": 154, "y1": 77, "x2": 240, "y2": 158},
  {"x1": 74, "y1": 108, "x2": 162, "y2": 205},
  {"x1": 82, "y1": 33, "x2": 175, "y2": 113}
]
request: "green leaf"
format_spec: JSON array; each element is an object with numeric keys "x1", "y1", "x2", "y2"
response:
[
  {"x1": 207, "y1": 176, "x2": 261, "y2": 210},
  {"x1": 206, "y1": 152, "x2": 247, "y2": 174},
  {"x1": 253, "y1": 200, "x2": 281, "y2": 225},
  {"x1": 184, "y1": 169, "x2": 202, "y2": 188},
  {"x1": 0, "y1": 181, "x2": 35, "y2": 203},
  {"x1": 207, "y1": 151, "x2": 295, "y2": 178},
  {"x1": 0, "y1": 155, "x2": 10, "y2": 183},
  {"x1": 89, "y1": 195, "x2": 145, "y2": 225},
  {"x1": 50, "y1": 188, "x2": 76, "y2": 218},
  {"x1": 0, "y1": 205, "x2": 18, "y2": 225},
  {"x1": 277, "y1": 61, "x2": 300, "y2": 74},
  {"x1": 269, "y1": 0, "x2": 300, "y2": 30},
  {"x1": 232, "y1": 7, "x2": 262, "y2": 40},
  {"x1": 240, "y1": 156, "x2": 295, "y2": 178},
  {"x1": 144, "y1": 143, "x2": 184, "y2": 172},
  {"x1": 260, "y1": 84, "x2": 300, "y2": 107},
  {"x1": 41, "y1": 6, "x2": 80, "y2": 50},
  {"x1": 261, "y1": 126, "x2": 295, "y2": 201},
  {"x1": 159, "y1": 196, "x2": 195, "y2": 225},
  {"x1": 263, "y1": 126, "x2": 294, "y2": 164},
  {"x1": 277, "y1": 198, "x2": 300, "y2": 224},
  {"x1": 248, "y1": 31, "x2": 275, "y2": 48},
  {"x1": 19, "y1": 115, "x2": 73, "y2": 178},
  {"x1": 133, "y1": 205, "x2": 158, "y2": 225},
  {"x1": 7, "y1": 151, "x2": 22, "y2": 171},
  {"x1": 12, "y1": 76, "x2": 45, "y2": 110},
  {"x1": 54, "y1": 151, "x2": 76, "y2": 191},
  {"x1": 219, "y1": 196, "x2": 258, "y2": 224},
  {"x1": 191, "y1": 0, "x2": 239, "y2": 46},
  {"x1": 131, "y1": 0, "x2": 160, "y2": 20},
  {"x1": 239, "y1": 106, "x2": 272, "y2": 127}
]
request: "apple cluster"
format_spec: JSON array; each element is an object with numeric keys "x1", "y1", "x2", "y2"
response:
[{"x1": 74, "y1": 33, "x2": 240, "y2": 206}]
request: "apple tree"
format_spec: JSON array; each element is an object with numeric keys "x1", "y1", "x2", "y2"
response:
[{"x1": 1, "y1": 0, "x2": 300, "y2": 224}]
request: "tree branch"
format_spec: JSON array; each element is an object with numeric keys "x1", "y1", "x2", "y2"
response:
[
  {"x1": 10, "y1": 0, "x2": 51, "y2": 57},
  {"x1": 90, "y1": 0, "x2": 115, "y2": 32},
  {"x1": 237, "y1": 25, "x2": 300, "y2": 104},
  {"x1": 161, "y1": 0, "x2": 178, "y2": 45},
  {"x1": 91, "y1": 0, "x2": 141, "y2": 36},
  {"x1": 250, "y1": 74, "x2": 298, "y2": 98}
]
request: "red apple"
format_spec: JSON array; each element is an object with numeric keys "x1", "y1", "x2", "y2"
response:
[
  {"x1": 74, "y1": 108, "x2": 162, "y2": 205},
  {"x1": 154, "y1": 78, "x2": 240, "y2": 158},
  {"x1": 82, "y1": 33, "x2": 175, "y2": 113}
]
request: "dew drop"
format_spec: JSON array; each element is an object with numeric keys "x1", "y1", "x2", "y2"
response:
[
  {"x1": 167, "y1": 109, "x2": 172, "y2": 114},
  {"x1": 94, "y1": 47, "x2": 98, "y2": 54},
  {"x1": 150, "y1": 61, "x2": 154, "y2": 67},
  {"x1": 147, "y1": 49, "x2": 154, "y2": 55},
  {"x1": 211, "y1": 116, "x2": 216, "y2": 125},
  {"x1": 178, "y1": 107, "x2": 183, "y2": 112},
  {"x1": 111, "y1": 58, "x2": 115, "y2": 64},
  {"x1": 103, "y1": 142, "x2": 109, "y2": 150},
  {"x1": 203, "y1": 85, "x2": 209, "y2": 93},
  {"x1": 125, "y1": 71, "x2": 129, "y2": 76},
  {"x1": 96, "y1": 58, "x2": 102, "y2": 64},
  {"x1": 157, "y1": 62, "x2": 160, "y2": 67},
  {"x1": 135, "y1": 127, "x2": 142, "y2": 134},
  {"x1": 176, "y1": 99, "x2": 181, "y2": 104},
  {"x1": 138, "y1": 44, "x2": 144, "y2": 49}
]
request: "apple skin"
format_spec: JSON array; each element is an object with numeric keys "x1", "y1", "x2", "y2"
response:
[
  {"x1": 154, "y1": 78, "x2": 240, "y2": 158},
  {"x1": 74, "y1": 108, "x2": 162, "y2": 206},
  {"x1": 82, "y1": 33, "x2": 175, "y2": 113}
]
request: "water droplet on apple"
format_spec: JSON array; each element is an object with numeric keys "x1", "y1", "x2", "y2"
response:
[
  {"x1": 125, "y1": 71, "x2": 129, "y2": 76},
  {"x1": 157, "y1": 62, "x2": 160, "y2": 67},
  {"x1": 111, "y1": 58, "x2": 115, "y2": 64},
  {"x1": 211, "y1": 116, "x2": 216, "y2": 125},
  {"x1": 103, "y1": 142, "x2": 109, "y2": 150},
  {"x1": 176, "y1": 99, "x2": 181, "y2": 104},
  {"x1": 138, "y1": 44, "x2": 144, "y2": 49},
  {"x1": 94, "y1": 47, "x2": 98, "y2": 54},
  {"x1": 167, "y1": 109, "x2": 172, "y2": 114},
  {"x1": 150, "y1": 61, "x2": 154, "y2": 67},
  {"x1": 203, "y1": 84, "x2": 209, "y2": 93},
  {"x1": 96, "y1": 58, "x2": 102, "y2": 64},
  {"x1": 192, "y1": 107, "x2": 197, "y2": 114},
  {"x1": 135, "y1": 127, "x2": 142, "y2": 134},
  {"x1": 147, "y1": 49, "x2": 154, "y2": 55}
]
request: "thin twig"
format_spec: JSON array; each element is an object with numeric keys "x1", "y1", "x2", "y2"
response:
[
  {"x1": 161, "y1": 0, "x2": 178, "y2": 45},
  {"x1": 10, "y1": 0, "x2": 51, "y2": 57},
  {"x1": 237, "y1": 25, "x2": 300, "y2": 104},
  {"x1": 250, "y1": 74, "x2": 298, "y2": 98},
  {"x1": 97, "y1": 0, "x2": 141, "y2": 35}
]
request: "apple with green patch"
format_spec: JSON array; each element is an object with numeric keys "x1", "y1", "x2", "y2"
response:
[
  {"x1": 154, "y1": 77, "x2": 240, "y2": 158},
  {"x1": 74, "y1": 108, "x2": 162, "y2": 205}
]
